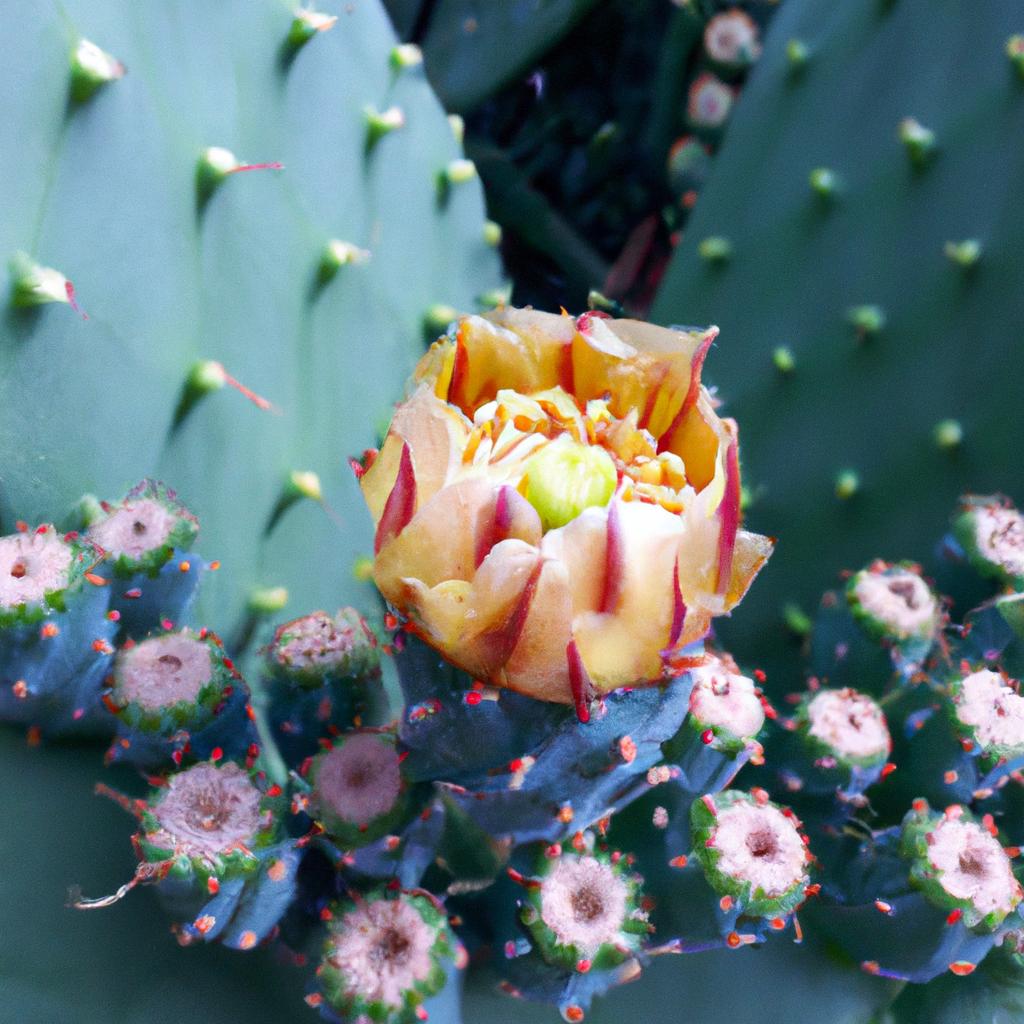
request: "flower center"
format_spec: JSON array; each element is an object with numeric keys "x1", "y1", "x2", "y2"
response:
[
  {"x1": 372, "y1": 927, "x2": 412, "y2": 966},
  {"x1": 746, "y1": 828, "x2": 778, "y2": 859},
  {"x1": 570, "y1": 885, "x2": 604, "y2": 922},
  {"x1": 523, "y1": 435, "x2": 617, "y2": 531},
  {"x1": 9, "y1": 560, "x2": 27, "y2": 579}
]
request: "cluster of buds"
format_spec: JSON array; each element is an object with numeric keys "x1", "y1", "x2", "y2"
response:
[{"x1": 8, "y1": 312, "x2": 1024, "y2": 1021}]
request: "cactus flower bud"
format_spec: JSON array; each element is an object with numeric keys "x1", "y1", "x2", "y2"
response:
[
  {"x1": 360, "y1": 308, "x2": 772, "y2": 703},
  {"x1": 308, "y1": 731, "x2": 408, "y2": 847},
  {"x1": 136, "y1": 760, "x2": 283, "y2": 887},
  {"x1": 687, "y1": 652, "x2": 765, "y2": 755},
  {"x1": 703, "y1": 10, "x2": 762, "y2": 68},
  {"x1": 847, "y1": 561, "x2": 941, "y2": 643},
  {"x1": 519, "y1": 847, "x2": 649, "y2": 971},
  {"x1": 954, "y1": 495, "x2": 1024, "y2": 587},
  {"x1": 687, "y1": 73, "x2": 734, "y2": 128},
  {"x1": 901, "y1": 803, "x2": 1021, "y2": 930},
  {"x1": 317, "y1": 889, "x2": 456, "y2": 1022},
  {"x1": 87, "y1": 480, "x2": 198, "y2": 576},
  {"x1": 950, "y1": 668, "x2": 1024, "y2": 768},
  {"x1": 691, "y1": 790, "x2": 811, "y2": 919}
]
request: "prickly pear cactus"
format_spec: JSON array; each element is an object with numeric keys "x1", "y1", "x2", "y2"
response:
[
  {"x1": 651, "y1": 0, "x2": 1024, "y2": 678},
  {"x1": 0, "y1": 0, "x2": 503, "y2": 640}
]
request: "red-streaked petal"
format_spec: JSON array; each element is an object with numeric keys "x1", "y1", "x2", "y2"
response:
[
  {"x1": 566, "y1": 638, "x2": 595, "y2": 723},
  {"x1": 715, "y1": 435, "x2": 741, "y2": 595},
  {"x1": 599, "y1": 498, "x2": 625, "y2": 614},
  {"x1": 657, "y1": 327, "x2": 717, "y2": 454},
  {"x1": 374, "y1": 443, "x2": 416, "y2": 553}
]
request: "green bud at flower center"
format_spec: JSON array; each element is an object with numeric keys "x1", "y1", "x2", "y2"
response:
[{"x1": 523, "y1": 435, "x2": 617, "y2": 531}]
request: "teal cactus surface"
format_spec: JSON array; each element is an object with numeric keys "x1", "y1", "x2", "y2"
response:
[
  {"x1": 0, "y1": 0, "x2": 503, "y2": 642},
  {"x1": 651, "y1": 0, "x2": 1024, "y2": 681}
]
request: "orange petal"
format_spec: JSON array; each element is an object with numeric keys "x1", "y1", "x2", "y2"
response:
[
  {"x1": 374, "y1": 478, "x2": 493, "y2": 595},
  {"x1": 502, "y1": 557, "x2": 574, "y2": 703},
  {"x1": 568, "y1": 502, "x2": 684, "y2": 692}
]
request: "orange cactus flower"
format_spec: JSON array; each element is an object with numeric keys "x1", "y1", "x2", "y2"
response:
[{"x1": 360, "y1": 308, "x2": 772, "y2": 708}]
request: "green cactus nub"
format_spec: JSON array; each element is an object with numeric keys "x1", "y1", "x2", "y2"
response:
[
  {"x1": 437, "y1": 158, "x2": 478, "y2": 204},
  {"x1": 364, "y1": 105, "x2": 405, "y2": 152},
  {"x1": 945, "y1": 238, "x2": 982, "y2": 270},
  {"x1": 390, "y1": 43, "x2": 423, "y2": 71},
  {"x1": 286, "y1": 9, "x2": 337, "y2": 51},
  {"x1": 70, "y1": 38, "x2": 125, "y2": 103},
  {"x1": 476, "y1": 285, "x2": 511, "y2": 310},
  {"x1": 482, "y1": 220, "x2": 503, "y2": 247},
  {"x1": 247, "y1": 585, "x2": 289, "y2": 614},
  {"x1": 196, "y1": 147, "x2": 282, "y2": 207},
  {"x1": 264, "y1": 470, "x2": 323, "y2": 535},
  {"x1": 846, "y1": 304, "x2": 886, "y2": 340},
  {"x1": 782, "y1": 602, "x2": 812, "y2": 637},
  {"x1": 587, "y1": 289, "x2": 625, "y2": 317},
  {"x1": 809, "y1": 167, "x2": 839, "y2": 200},
  {"x1": 422, "y1": 303, "x2": 459, "y2": 342},
  {"x1": 899, "y1": 117, "x2": 936, "y2": 169},
  {"x1": 786, "y1": 39, "x2": 809, "y2": 73},
  {"x1": 773, "y1": 345, "x2": 795, "y2": 374},
  {"x1": 318, "y1": 239, "x2": 371, "y2": 285},
  {"x1": 1007, "y1": 35, "x2": 1024, "y2": 79},
  {"x1": 9, "y1": 252, "x2": 72, "y2": 310},
  {"x1": 698, "y1": 235, "x2": 732, "y2": 264},
  {"x1": 447, "y1": 113, "x2": 465, "y2": 144},
  {"x1": 933, "y1": 418, "x2": 963, "y2": 450},
  {"x1": 834, "y1": 469, "x2": 860, "y2": 500}
]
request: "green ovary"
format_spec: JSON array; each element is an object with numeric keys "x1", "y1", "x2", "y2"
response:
[{"x1": 523, "y1": 435, "x2": 617, "y2": 532}]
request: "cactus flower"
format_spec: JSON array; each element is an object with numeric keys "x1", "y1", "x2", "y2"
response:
[{"x1": 360, "y1": 308, "x2": 772, "y2": 704}]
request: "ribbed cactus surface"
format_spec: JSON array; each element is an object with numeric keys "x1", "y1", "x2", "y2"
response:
[
  {"x1": 0, "y1": 0, "x2": 503, "y2": 638},
  {"x1": 651, "y1": 0, "x2": 1024, "y2": 679}
]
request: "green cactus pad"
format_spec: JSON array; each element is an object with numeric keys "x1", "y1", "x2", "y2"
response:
[
  {"x1": 0, "y1": 0, "x2": 503, "y2": 653},
  {"x1": 651, "y1": 0, "x2": 1024, "y2": 685}
]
